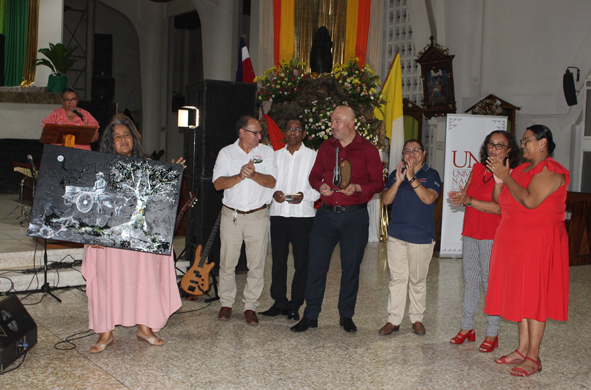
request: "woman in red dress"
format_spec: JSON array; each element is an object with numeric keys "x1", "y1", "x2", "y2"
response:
[{"x1": 485, "y1": 125, "x2": 569, "y2": 377}]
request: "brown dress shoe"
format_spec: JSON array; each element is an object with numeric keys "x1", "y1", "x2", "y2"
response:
[
  {"x1": 412, "y1": 321, "x2": 426, "y2": 335},
  {"x1": 378, "y1": 322, "x2": 400, "y2": 336},
  {"x1": 244, "y1": 310, "x2": 259, "y2": 325},
  {"x1": 218, "y1": 307, "x2": 232, "y2": 321}
]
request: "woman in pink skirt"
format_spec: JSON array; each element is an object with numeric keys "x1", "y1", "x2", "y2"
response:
[{"x1": 82, "y1": 115, "x2": 182, "y2": 353}]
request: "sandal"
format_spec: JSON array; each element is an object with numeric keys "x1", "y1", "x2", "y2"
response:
[
  {"x1": 479, "y1": 336, "x2": 498, "y2": 353},
  {"x1": 450, "y1": 329, "x2": 475, "y2": 344},
  {"x1": 137, "y1": 330, "x2": 164, "y2": 346},
  {"x1": 495, "y1": 350, "x2": 525, "y2": 364},
  {"x1": 90, "y1": 335, "x2": 113, "y2": 353},
  {"x1": 510, "y1": 357, "x2": 542, "y2": 377}
]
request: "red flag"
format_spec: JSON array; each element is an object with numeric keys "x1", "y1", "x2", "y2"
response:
[
  {"x1": 261, "y1": 115, "x2": 284, "y2": 151},
  {"x1": 236, "y1": 37, "x2": 256, "y2": 83}
]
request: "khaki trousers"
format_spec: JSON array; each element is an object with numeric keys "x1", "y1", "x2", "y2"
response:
[
  {"x1": 219, "y1": 206, "x2": 269, "y2": 311},
  {"x1": 386, "y1": 237, "x2": 435, "y2": 325}
]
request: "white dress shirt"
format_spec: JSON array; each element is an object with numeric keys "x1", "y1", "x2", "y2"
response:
[
  {"x1": 269, "y1": 144, "x2": 320, "y2": 218},
  {"x1": 212, "y1": 139, "x2": 277, "y2": 211}
]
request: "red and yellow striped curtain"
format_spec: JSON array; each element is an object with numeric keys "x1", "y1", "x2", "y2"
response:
[{"x1": 273, "y1": 0, "x2": 372, "y2": 67}]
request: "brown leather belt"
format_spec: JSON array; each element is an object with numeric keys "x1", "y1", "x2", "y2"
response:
[{"x1": 224, "y1": 204, "x2": 267, "y2": 214}]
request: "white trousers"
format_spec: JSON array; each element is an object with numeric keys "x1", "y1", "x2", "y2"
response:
[
  {"x1": 219, "y1": 206, "x2": 269, "y2": 311},
  {"x1": 386, "y1": 237, "x2": 435, "y2": 325}
]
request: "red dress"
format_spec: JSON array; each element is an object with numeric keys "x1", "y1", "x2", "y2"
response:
[{"x1": 484, "y1": 158, "x2": 569, "y2": 322}]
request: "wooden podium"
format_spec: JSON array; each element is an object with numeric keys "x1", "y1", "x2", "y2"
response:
[{"x1": 40, "y1": 123, "x2": 97, "y2": 147}]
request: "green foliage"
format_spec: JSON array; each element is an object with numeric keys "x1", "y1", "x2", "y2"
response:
[{"x1": 32, "y1": 43, "x2": 77, "y2": 76}]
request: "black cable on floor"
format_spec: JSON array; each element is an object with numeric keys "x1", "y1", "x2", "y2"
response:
[
  {"x1": 54, "y1": 330, "x2": 96, "y2": 351},
  {"x1": 0, "y1": 351, "x2": 27, "y2": 375}
]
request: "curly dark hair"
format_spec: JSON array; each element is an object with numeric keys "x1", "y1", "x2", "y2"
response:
[
  {"x1": 478, "y1": 130, "x2": 520, "y2": 168},
  {"x1": 527, "y1": 124, "x2": 556, "y2": 156},
  {"x1": 100, "y1": 114, "x2": 147, "y2": 158}
]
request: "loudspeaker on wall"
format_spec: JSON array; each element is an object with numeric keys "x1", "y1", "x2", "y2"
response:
[{"x1": 563, "y1": 69, "x2": 578, "y2": 106}]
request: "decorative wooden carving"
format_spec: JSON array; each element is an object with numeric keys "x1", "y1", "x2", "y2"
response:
[
  {"x1": 402, "y1": 98, "x2": 423, "y2": 141},
  {"x1": 415, "y1": 36, "x2": 456, "y2": 119},
  {"x1": 464, "y1": 94, "x2": 521, "y2": 134}
]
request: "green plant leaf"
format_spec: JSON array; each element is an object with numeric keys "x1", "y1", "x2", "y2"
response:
[{"x1": 33, "y1": 43, "x2": 78, "y2": 75}]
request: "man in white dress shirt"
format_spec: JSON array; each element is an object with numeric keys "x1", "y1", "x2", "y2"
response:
[
  {"x1": 212, "y1": 115, "x2": 277, "y2": 325},
  {"x1": 259, "y1": 118, "x2": 320, "y2": 321}
]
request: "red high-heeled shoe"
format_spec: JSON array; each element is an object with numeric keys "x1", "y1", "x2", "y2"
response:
[
  {"x1": 450, "y1": 329, "x2": 475, "y2": 344},
  {"x1": 479, "y1": 336, "x2": 498, "y2": 352}
]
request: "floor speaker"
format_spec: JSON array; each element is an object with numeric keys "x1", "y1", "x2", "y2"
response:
[
  {"x1": 0, "y1": 296, "x2": 37, "y2": 371},
  {"x1": 183, "y1": 80, "x2": 257, "y2": 267},
  {"x1": 92, "y1": 76, "x2": 115, "y2": 102}
]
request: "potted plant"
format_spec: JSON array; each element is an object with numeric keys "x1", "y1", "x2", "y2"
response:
[{"x1": 32, "y1": 43, "x2": 77, "y2": 92}]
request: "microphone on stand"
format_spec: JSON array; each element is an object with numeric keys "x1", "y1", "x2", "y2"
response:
[
  {"x1": 27, "y1": 154, "x2": 37, "y2": 180},
  {"x1": 72, "y1": 108, "x2": 88, "y2": 125}
]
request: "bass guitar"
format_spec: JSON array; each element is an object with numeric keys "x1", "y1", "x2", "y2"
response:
[{"x1": 180, "y1": 210, "x2": 221, "y2": 296}]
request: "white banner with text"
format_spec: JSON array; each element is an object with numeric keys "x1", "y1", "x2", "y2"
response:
[{"x1": 440, "y1": 114, "x2": 508, "y2": 257}]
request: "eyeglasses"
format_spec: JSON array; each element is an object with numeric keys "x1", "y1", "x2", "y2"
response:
[
  {"x1": 402, "y1": 147, "x2": 423, "y2": 155},
  {"x1": 286, "y1": 127, "x2": 303, "y2": 132},
  {"x1": 520, "y1": 138, "x2": 536, "y2": 146},
  {"x1": 242, "y1": 128, "x2": 262, "y2": 136},
  {"x1": 486, "y1": 142, "x2": 507, "y2": 150},
  {"x1": 62, "y1": 98, "x2": 78, "y2": 103}
]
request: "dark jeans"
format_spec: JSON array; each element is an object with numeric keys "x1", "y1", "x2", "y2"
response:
[
  {"x1": 270, "y1": 216, "x2": 314, "y2": 311},
  {"x1": 303, "y1": 206, "x2": 369, "y2": 320}
]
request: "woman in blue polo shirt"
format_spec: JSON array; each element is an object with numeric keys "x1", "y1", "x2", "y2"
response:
[{"x1": 378, "y1": 139, "x2": 441, "y2": 337}]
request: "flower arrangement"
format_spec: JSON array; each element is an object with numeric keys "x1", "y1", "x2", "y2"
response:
[
  {"x1": 255, "y1": 58, "x2": 310, "y2": 104},
  {"x1": 332, "y1": 58, "x2": 385, "y2": 108},
  {"x1": 256, "y1": 58, "x2": 385, "y2": 150},
  {"x1": 302, "y1": 97, "x2": 379, "y2": 150}
]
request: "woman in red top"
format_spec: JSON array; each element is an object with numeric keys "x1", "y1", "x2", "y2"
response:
[
  {"x1": 484, "y1": 125, "x2": 569, "y2": 377},
  {"x1": 448, "y1": 131, "x2": 519, "y2": 352}
]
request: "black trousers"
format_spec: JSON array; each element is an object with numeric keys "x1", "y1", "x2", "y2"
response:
[
  {"x1": 303, "y1": 206, "x2": 369, "y2": 320},
  {"x1": 269, "y1": 216, "x2": 315, "y2": 311}
]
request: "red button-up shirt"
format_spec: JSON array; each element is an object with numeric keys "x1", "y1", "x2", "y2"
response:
[{"x1": 309, "y1": 132, "x2": 384, "y2": 206}]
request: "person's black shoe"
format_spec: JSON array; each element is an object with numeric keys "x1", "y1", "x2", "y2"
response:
[
  {"x1": 340, "y1": 317, "x2": 357, "y2": 332},
  {"x1": 287, "y1": 309, "x2": 300, "y2": 321},
  {"x1": 290, "y1": 317, "x2": 318, "y2": 332},
  {"x1": 258, "y1": 306, "x2": 288, "y2": 317}
]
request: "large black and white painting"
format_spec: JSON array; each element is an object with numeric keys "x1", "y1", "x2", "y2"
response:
[{"x1": 27, "y1": 145, "x2": 183, "y2": 255}]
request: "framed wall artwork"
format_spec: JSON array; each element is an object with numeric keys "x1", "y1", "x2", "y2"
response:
[
  {"x1": 27, "y1": 145, "x2": 183, "y2": 255},
  {"x1": 415, "y1": 37, "x2": 457, "y2": 119}
]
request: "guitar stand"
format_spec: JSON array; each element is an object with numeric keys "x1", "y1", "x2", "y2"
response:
[{"x1": 204, "y1": 272, "x2": 219, "y2": 303}]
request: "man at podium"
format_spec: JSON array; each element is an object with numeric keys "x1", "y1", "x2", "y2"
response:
[{"x1": 41, "y1": 87, "x2": 99, "y2": 150}]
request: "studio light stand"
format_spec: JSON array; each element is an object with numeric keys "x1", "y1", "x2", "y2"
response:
[{"x1": 176, "y1": 106, "x2": 220, "y2": 302}]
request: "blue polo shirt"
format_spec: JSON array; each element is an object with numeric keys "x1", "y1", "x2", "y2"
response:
[{"x1": 385, "y1": 164, "x2": 441, "y2": 244}]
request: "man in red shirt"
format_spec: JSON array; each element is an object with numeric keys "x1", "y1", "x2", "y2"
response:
[
  {"x1": 41, "y1": 87, "x2": 100, "y2": 150},
  {"x1": 290, "y1": 105, "x2": 384, "y2": 333}
]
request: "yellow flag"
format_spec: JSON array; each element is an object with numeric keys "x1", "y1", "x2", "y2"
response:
[{"x1": 374, "y1": 54, "x2": 404, "y2": 171}]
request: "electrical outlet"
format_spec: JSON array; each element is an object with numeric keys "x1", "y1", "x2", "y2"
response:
[{"x1": 437, "y1": 142, "x2": 444, "y2": 150}]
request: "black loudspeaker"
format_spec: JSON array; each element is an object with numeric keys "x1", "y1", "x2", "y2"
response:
[
  {"x1": 77, "y1": 100, "x2": 117, "y2": 150},
  {"x1": 184, "y1": 80, "x2": 257, "y2": 266},
  {"x1": 0, "y1": 34, "x2": 5, "y2": 86},
  {"x1": 563, "y1": 70, "x2": 577, "y2": 106},
  {"x1": 93, "y1": 34, "x2": 113, "y2": 77},
  {"x1": 91, "y1": 76, "x2": 115, "y2": 102},
  {"x1": 0, "y1": 296, "x2": 37, "y2": 371}
]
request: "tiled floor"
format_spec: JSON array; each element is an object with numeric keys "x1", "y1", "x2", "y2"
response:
[{"x1": 0, "y1": 194, "x2": 590, "y2": 389}]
